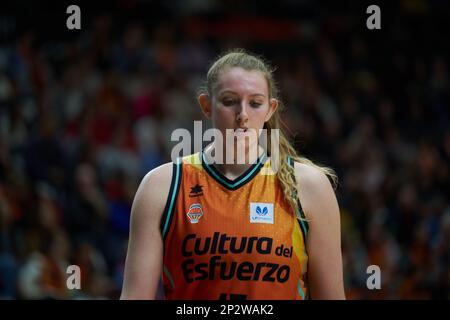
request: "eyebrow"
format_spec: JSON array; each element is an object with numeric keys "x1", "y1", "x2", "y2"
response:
[{"x1": 218, "y1": 90, "x2": 266, "y2": 98}]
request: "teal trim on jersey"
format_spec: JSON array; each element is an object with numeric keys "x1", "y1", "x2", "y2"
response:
[
  {"x1": 298, "y1": 280, "x2": 306, "y2": 300},
  {"x1": 287, "y1": 155, "x2": 309, "y2": 241},
  {"x1": 299, "y1": 218, "x2": 308, "y2": 238},
  {"x1": 162, "y1": 162, "x2": 181, "y2": 237},
  {"x1": 288, "y1": 156, "x2": 293, "y2": 167},
  {"x1": 164, "y1": 265, "x2": 175, "y2": 289},
  {"x1": 201, "y1": 151, "x2": 266, "y2": 190}
]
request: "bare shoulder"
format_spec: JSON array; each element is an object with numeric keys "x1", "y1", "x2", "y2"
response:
[
  {"x1": 292, "y1": 162, "x2": 338, "y2": 220},
  {"x1": 293, "y1": 162, "x2": 334, "y2": 194},
  {"x1": 140, "y1": 162, "x2": 173, "y2": 190},
  {"x1": 132, "y1": 162, "x2": 174, "y2": 224}
]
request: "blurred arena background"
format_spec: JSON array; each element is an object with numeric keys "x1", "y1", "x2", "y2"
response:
[{"x1": 0, "y1": 0, "x2": 449, "y2": 299}]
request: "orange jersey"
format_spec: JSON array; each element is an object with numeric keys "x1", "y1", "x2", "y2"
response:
[{"x1": 160, "y1": 152, "x2": 309, "y2": 300}]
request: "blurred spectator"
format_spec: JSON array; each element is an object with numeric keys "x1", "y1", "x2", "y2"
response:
[{"x1": 18, "y1": 230, "x2": 70, "y2": 299}]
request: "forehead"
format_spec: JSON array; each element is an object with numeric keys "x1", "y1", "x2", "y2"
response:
[{"x1": 215, "y1": 67, "x2": 268, "y2": 96}]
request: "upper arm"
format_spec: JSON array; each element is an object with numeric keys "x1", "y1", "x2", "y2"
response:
[
  {"x1": 295, "y1": 163, "x2": 345, "y2": 299},
  {"x1": 120, "y1": 162, "x2": 173, "y2": 300}
]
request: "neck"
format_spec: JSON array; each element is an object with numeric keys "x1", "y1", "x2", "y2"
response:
[{"x1": 204, "y1": 143, "x2": 265, "y2": 180}]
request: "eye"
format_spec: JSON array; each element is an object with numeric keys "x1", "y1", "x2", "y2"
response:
[
  {"x1": 250, "y1": 101, "x2": 262, "y2": 108},
  {"x1": 222, "y1": 98, "x2": 237, "y2": 106}
]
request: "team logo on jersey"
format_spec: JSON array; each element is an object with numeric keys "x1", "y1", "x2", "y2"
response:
[
  {"x1": 187, "y1": 203, "x2": 203, "y2": 224},
  {"x1": 189, "y1": 184, "x2": 203, "y2": 197},
  {"x1": 250, "y1": 203, "x2": 274, "y2": 224}
]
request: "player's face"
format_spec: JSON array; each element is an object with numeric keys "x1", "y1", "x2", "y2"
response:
[{"x1": 210, "y1": 67, "x2": 278, "y2": 147}]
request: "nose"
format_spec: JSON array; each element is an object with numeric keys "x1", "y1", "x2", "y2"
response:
[{"x1": 236, "y1": 102, "x2": 249, "y2": 125}]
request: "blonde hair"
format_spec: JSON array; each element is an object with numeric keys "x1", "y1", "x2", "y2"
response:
[{"x1": 200, "y1": 49, "x2": 337, "y2": 218}]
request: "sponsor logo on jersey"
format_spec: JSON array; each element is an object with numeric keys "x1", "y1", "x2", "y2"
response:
[
  {"x1": 250, "y1": 203, "x2": 274, "y2": 224},
  {"x1": 180, "y1": 232, "x2": 294, "y2": 284},
  {"x1": 187, "y1": 203, "x2": 203, "y2": 223}
]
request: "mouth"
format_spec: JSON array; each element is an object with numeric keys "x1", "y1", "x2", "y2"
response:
[{"x1": 234, "y1": 128, "x2": 248, "y2": 133}]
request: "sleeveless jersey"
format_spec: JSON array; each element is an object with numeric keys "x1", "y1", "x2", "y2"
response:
[{"x1": 160, "y1": 152, "x2": 309, "y2": 300}]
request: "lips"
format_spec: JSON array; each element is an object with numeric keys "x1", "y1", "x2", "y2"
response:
[{"x1": 234, "y1": 128, "x2": 248, "y2": 133}]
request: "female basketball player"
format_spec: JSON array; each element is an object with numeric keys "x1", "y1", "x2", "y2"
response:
[{"x1": 120, "y1": 50, "x2": 345, "y2": 300}]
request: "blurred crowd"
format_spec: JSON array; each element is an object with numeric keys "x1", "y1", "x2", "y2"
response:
[{"x1": 0, "y1": 0, "x2": 449, "y2": 299}]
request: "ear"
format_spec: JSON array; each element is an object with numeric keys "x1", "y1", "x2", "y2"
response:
[
  {"x1": 265, "y1": 98, "x2": 279, "y2": 122},
  {"x1": 198, "y1": 93, "x2": 212, "y2": 118}
]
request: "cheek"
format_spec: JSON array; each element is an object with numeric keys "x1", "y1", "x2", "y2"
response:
[
  {"x1": 252, "y1": 108, "x2": 271, "y2": 123},
  {"x1": 213, "y1": 107, "x2": 234, "y2": 124}
]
